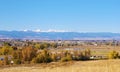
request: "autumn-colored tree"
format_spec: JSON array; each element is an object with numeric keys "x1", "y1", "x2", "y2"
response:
[
  {"x1": 4, "y1": 56, "x2": 9, "y2": 65},
  {"x1": 42, "y1": 49, "x2": 52, "y2": 63},
  {"x1": 22, "y1": 46, "x2": 37, "y2": 63},
  {"x1": 51, "y1": 43, "x2": 57, "y2": 48},
  {"x1": 108, "y1": 51, "x2": 119, "y2": 59},
  {"x1": 61, "y1": 51, "x2": 72, "y2": 62},
  {"x1": 32, "y1": 49, "x2": 52, "y2": 63},
  {"x1": 2, "y1": 45, "x2": 13, "y2": 55},
  {"x1": 80, "y1": 49, "x2": 91, "y2": 60},
  {"x1": 12, "y1": 50, "x2": 22, "y2": 64},
  {"x1": 51, "y1": 54, "x2": 57, "y2": 61},
  {"x1": 12, "y1": 51, "x2": 18, "y2": 59},
  {"x1": 34, "y1": 43, "x2": 40, "y2": 49}
]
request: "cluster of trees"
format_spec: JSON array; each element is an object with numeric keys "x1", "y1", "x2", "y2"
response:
[
  {"x1": 1, "y1": 41, "x2": 120, "y2": 66},
  {"x1": 0, "y1": 42, "x2": 58, "y2": 56},
  {"x1": 34, "y1": 43, "x2": 57, "y2": 49},
  {"x1": 0, "y1": 42, "x2": 56, "y2": 65},
  {"x1": 0, "y1": 46, "x2": 91, "y2": 65},
  {"x1": 0, "y1": 43, "x2": 13, "y2": 55},
  {"x1": 13, "y1": 48, "x2": 91, "y2": 64}
]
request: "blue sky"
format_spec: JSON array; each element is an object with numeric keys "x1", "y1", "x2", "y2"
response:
[{"x1": 0, "y1": 0, "x2": 120, "y2": 32}]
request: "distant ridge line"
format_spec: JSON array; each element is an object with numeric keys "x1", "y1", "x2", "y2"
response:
[{"x1": 0, "y1": 31, "x2": 120, "y2": 40}]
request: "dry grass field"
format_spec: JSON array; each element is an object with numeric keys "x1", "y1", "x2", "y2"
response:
[{"x1": 0, "y1": 59, "x2": 120, "y2": 72}]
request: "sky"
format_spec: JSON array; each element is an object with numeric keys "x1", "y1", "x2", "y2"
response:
[{"x1": 0, "y1": 0, "x2": 120, "y2": 32}]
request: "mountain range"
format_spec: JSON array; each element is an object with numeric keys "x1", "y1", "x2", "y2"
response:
[{"x1": 0, "y1": 31, "x2": 120, "y2": 40}]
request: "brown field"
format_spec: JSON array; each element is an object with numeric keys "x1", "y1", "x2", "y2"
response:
[{"x1": 0, "y1": 59, "x2": 120, "y2": 72}]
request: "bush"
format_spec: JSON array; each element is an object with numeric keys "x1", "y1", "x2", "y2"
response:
[
  {"x1": 51, "y1": 54, "x2": 57, "y2": 62},
  {"x1": 32, "y1": 50, "x2": 52, "y2": 63},
  {"x1": 0, "y1": 60, "x2": 3, "y2": 66},
  {"x1": 32, "y1": 54, "x2": 52, "y2": 63},
  {"x1": 22, "y1": 46, "x2": 37, "y2": 62},
  {"x1": 14, "y1": 59, "x2": 21, "y2": 64},
  {"x1": 73, "y1": 49, "x2": 91, "y2": 61},
  {"x1": 73, "y1": 55, "x2": 82, "y2": 61},
  {"x1": 4, "y1": 56, "x2": 10, "y2": 65},
  {"x1": 61, "y1": 54, "x2": 72, "y2": 62},
  {"x1": 80, "y1": 52, "x2": 90, "y2": 60},
  {"x1": 108, "y1": 51, "x2": 119, "y2": 59}
]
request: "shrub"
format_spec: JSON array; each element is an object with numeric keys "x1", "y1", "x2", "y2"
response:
[
  {"x1": 32, "y1": 50, "x2": 52, "y2": 63},
  {"x1": 14, "y1": 59, "x2": 21, "y2": 64},
  {"x1": 32, "y1": 55, "x2": 52, "y2": 63},
  {"x1": 108, "y1": 51, "x2": 119, "y2": 59},
  {"x1": 22, "y1": 46, "x2": 37, "y2": 62},
  {"x1": 0, "y1": 60, "x2": 3, "y2": 66},
  {"x1": 61, "y1": 54, "x2": 72, "y2": 62},
  {"x1": 4, "y1": 56, "x2": 10, "y2": 65},
  {"x1": 73, "y1": 49, "x2": 91, "y2": 61},
  {"x1": 12, "y1": 51, "x2": 18, "y2": 59},
  {"x1": 51, "y1": 54, "x2": 57, "y2": 62}
]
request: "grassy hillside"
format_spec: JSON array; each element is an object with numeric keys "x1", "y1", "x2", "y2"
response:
[{"x1": 0, "y1": 60, "x2": 120, "y2": 72}]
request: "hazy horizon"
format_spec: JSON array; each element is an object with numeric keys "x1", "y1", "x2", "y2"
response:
[
  {"x1": 0, "y1": 30, "x2": 120, "y2": 33},
  {"x1": 0, "y1": 0, "x2": 119, "y2": 33}
]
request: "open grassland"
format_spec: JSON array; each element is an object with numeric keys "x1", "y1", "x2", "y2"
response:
[
  {"x1": 75, "y1": 45, "x2": 120, "y2": 56},
  {"x1": 0, "y1": 59, "x2": 120, "y2": 72}
]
